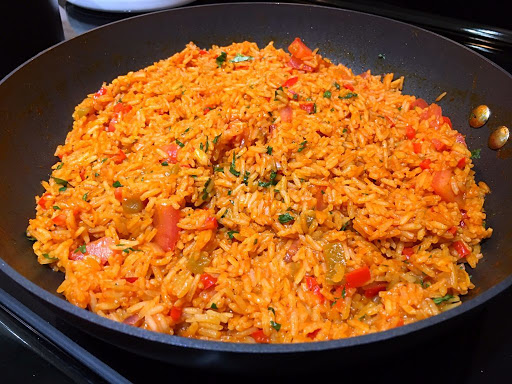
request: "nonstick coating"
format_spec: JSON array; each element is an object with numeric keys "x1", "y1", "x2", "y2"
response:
[{"x1": 1, "y1": 3, "x2": 511, "y2": 370}]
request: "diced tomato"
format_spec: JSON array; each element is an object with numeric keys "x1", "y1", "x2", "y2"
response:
[
  {"x1": 432, "y1": 139, "x2": 447, "y2": 152},
  {"x1": 307, "y1": 329, "x2": 321, "y2": 339},
  {"x1": 432, "y1": 169, "x2": 463, "y2": 204},
  {"x1": 200, "y1": 273, "x2": 218, "y2": 290},
  {"x1": 419, "y1": 159, "x2": 432, "y2": 170},
  {"x1": 284, "y1": 239, "x2": 300, "y2": 263},
  {"x1": 343, "y1": 84, "x2": 355, "y2": 91},
  {"x1": 410, "y1": 98, "x2": 428, "y2": 109},
  {"x1": 443, "y1": 116, "x2": 452, "y2": 129},
  {"x1": 38, "y1": 193, "x2": 50, "y2": 208},
  {"x1": 300, "y1": 103, "x2": 315, "y2": 114},
  {"x1": 52, "y1": 214, "x2": 67, "y2": 226},
  {"x1": 203, "y1": 106, "x2": 214, "y2": 115},
  {"x1": 455, "y1": 134, "x2": 467, "y2": 147},
  {"x1": 251, "y1": 330, "x2": 270, "y2": 344},
  {"x1": 288, "y1": 38, "x2": 312, "y2": 59},
  {"x1": 288, "y1": 56, "x2": 314, "y2": 72},
  {"x1": 413, "y1": 142, "x2": 422, "y2": 154},
  {"x1": 113, "y1": 103, "x2": 132, "y2": 114},
  {"x1": 114, "y1": 187, "x2": 123, "y2": 201},
  {"x1": 447, "y1": 226, "x2": 457, "y2": 235},
  {"x1": 457, "y1": 158, "x2": 466, "y2": 169},
  {"x1": 282, "y1": 76, "x2": 299, "y2": 88},
  {"x1": 94, "y1": 87, "x2": 107, "y2": 98},
  {"x1": 124, "y1": 277, "x2": 138, "y2": 283},
  {"x1": 305, "y1": 276, "x2": 324, "y2": 302},
  {"x1": 201, "y1": 216, "x2": 218, "y2": 230},
  {"x1": 70, "y1": 236, "x2": 117, "y2": 264},
  {"x1": 154, "y1": 204, "x2": 181, "y2": 252},
  {"x1": 362, "y1": 281, "x2": 387, "y2": 298},
  {"x1": 422, "y1": 104, "x2": 443, "y2": 128},
  {"x1": 79, "y1": 168, "x2": 86, "y2": 181},
  {"x1": 199, "y1": 50, "x2": 208, "y2": 55},
  {"x1": 113, "y1": 150, "x2": 127, "y2": 164},
  {"x1": 453, "y1": 240, "x2": 470, "y2": 258},
  {"x1": 405, "y1": 126, "x2": 416, "y2": 140},
  {"x1": 161, "y1": 143, "x2": 179, "y2": 164},
  {"x1": 345, "y1": 266, "x2": 371, "y2": 288},
  {"x1": 269, "y1": 124, "x2": 277, "y2": 134},
  {"x1": 107, "y1": 117, "x2": 117, "y2": 132},
  {"x1": 170, "y1": 307, "x2": 182, "y2": 321},
  {"x1": 315, "y1": 187, "x2": 328, "y2": 211},
  {"x1": 280, "y1": 106, "x2": 293, "y2": 123},
  {"x1": 396, "y1": 319, "x2": 404, "y2": 327},
  {"x1": 402, "y1": 247, "x2": 414, "y2": 258}
]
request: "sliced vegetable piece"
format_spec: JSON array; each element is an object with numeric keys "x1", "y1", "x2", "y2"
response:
[
  {"x1": 170, "y1": 307, "x2": 182, "y2": 321},
  {"x1": 432, "y1": 170, "x2": 463, "y2": 204},
  {"x1": 345, "y1": 266, "x2": 371, "y2": 288},
  {"x1": 282, "y1": 76, "x2": 299, "y2": 88},
  {"x1": 362, "y1": 282, "x2": 387, "y2": 298},
  {"x1": 200, "y1": 273, "x2": 217, "y2": 290},
  {"x1": 280, "y1": 105, "x2": 293, "y2": 123},
  {"x1": 288, "y1": 38, "x2": 312, "y2": 59},
  {"x1": 323, "y1": 242, "x2": 346, "y2": 284},
  {"x1": 161, "y1": 143, "x2": 179, "y2": 164},
  {"x1": 154, "y1": 204, "x2": 180, "y2": 252},
  {"x1": 453, "y1": 240, "x2": 470, "y2": 258},
  {"x1": 251, "y1": 330, "x2": 270, "y2": 344}
]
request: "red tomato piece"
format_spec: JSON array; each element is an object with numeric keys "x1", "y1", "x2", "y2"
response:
[
  {"x1": 113, "y1": 150, "x2": 127, "y2": 164},
  {"x1": 300, "y1": 103, "x2": 315, "y2": 114},
  {"x1": 343, "y1": 84, "x2": 355, "y2": 91},
  {"x1": 432, "y1": 139, "x2": 447, "y2": 152},
  {"x1": 307, "y1": 329, "x2": 321, "y2": 339},
  {"x1": 453, "y1": 240, "x2": 470, "y2": 258},
  {"x1": 315, "y1": 187, "x2": 328, "y2": 211},
  {"x1": 345, "y1": 266, "x2": 371, "y2": 288},
  {"x1": 284, "y1": 239, "x2": 300, "y2": 263},
  {"x1": 410, "y1": 98, "x2": 428, "y2": 109},
  {"x1": 154, "y1": 204, "x2": 181, "y2": 252},
  {"x1": 443, "y1": 116, "x2": 452, "y2": 129},
  {"x1": 282, "y1": 76, "x2": 299, "y2": 88},
  {"x1": 71, "y1": 237, "x2": 117, "y2": 265},
  {"x1": 432, "y1": 169, "x2": 463, "y2": 204},
  {"x1": 94, "y1": 87, "x2": 107, "y2": 98},
  {"x1": 114, "y1": 187, "x2": 123, "y2": 201},
  {"x1": 107, "y1": 117, "x2": 117, "y2": 132},
  {"x1": 199, "y1": 50, "x2": 208, "y2": 55},
  {"x1": 413, "y1": 142, "x2": 422, "y2": 154},
  {"x1": 170, "y1": 307, "x2": 182, "y2": 321},
  {"x1": 52, "y1": 214, "x2": 67, "y2": 226},
  {"x1": 288, "y1": 38, "x2": 313, "y2": 59},
  {"x1": 362, "y1": 282, "x2": 387, "y2": 298},
  {"x1": 280, "y1": 106, "x2": 293, "y2": 123},
  {"x1": 161, "y1": 143, "x2": 179, "y2": 164},
  {"x1": 447, "y1": 226, "x2": 457, "y2": 235},
  {"x1": 457, "y1": 158, "x2": 466, "y2": 169},
  {"x1": 305, "y1": 276, "x2": 324, "y2": 302},
  {"x1": 419, "y1": 159, "x2": 432, "y2": 170},
  {"x1": 402, "y1": 247, "x2": 414, "y2": 258},
  {"x1": 123, "y1": 277, "x2": 138, "y2": 283},
  {"x1": 288, "y1": 56, "x2": 314, "y2": 72},
  {"x1": 405, "y1": 126, "x2": 416, "y2": 140},
  {"x1": 38, "y1": 193, "x2": 50, "y2": 208},
  {"x1": 200, "y1": 273, "x2": 218, "y2": 290},
  {"x1": 201, "y1": 216, "x2": 218, "y2": 230},
  {"x1": 251, "y1": 330, "x2": 270, "y2": 344}
]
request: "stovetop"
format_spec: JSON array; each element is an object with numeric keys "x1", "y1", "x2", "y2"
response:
[{"x1": 2, "y1": 1, "x2": 511, "y2": 382}]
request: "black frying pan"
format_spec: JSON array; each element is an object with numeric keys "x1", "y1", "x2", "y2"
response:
[{"x1": 1, "y1": 3, "x2": 511, "y2": 371}]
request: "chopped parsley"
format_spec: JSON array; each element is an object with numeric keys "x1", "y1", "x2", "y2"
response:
[
  {"x1": 214, "y1": 166, "x2": 224, "y2": 173},
  {"x1": 78, "y1": 245, "x2": 87, "y2": 254},
  {"x1": 278, "y1": 213, "x2": 294, "y2": 224},
  {"x1": 342, "y1": 128, "x2": 348, "y2": 134},
  {"x1": 113, "y1": 181, "x2": 123, "y2": 188},
  {"x1": 274, "y1": 86, "x2": 284, "y2": 101},
  {"x1": 470, "y1": 148, "x2": 481, "y2": 159},
  {"x1": 243, "y1": 171, "x2": 250, "y2": 185},
  {"x1": 213, "y1": 133, "x2": 222, "y2": 144},
  {"x1": 42, "y1": 253, "x2": 58, "y2": 261},
  {"x1": 334, "y1": 82, "x2": 341, "y2": 90},
  {"x1": 342, "y1": 287, "x2": 346, "y2": 298},
  {"x1": 82, "y1": 193, "x2": 89, "y2": 202},
  {"x1": 202, "y1": 178, "x2": 212, "y2": 200},
  {"x1": 175, "y1": 139, "x2": 185, "y2": 148},
  {"x1": 210, "y1": 303, "x2": 218, "y2": 309},
  {"x1": 205, "y1": 137, "x2": 209, "y2": 152},
  {"x1": 123, "y1": 247, "x2": 135, "y2": 254},
  {"x1": 59, "y1": 187, "x2": 67, "y2": 193},
  {"x1": 216, "y1": 51, "x2": 227, "y2": 67},
  {"x1": 94, "y1": 172, "x2": 100, "y2": 177},
  {"x1": 56, "y1": 163, "x2": 63, "y2": 170},
  {"x1": 268, "y1": 307, "x2": 276, "y2": 315},
  {"x1": 53, "y1": 205, "x2": 60, "y2": 210},
  {"x1": 258, "y1": 170, "x2": 278, "y2": 188},
  {"x1": 293, "y1": 94, "x2": 299, "y2": 100},
  {"x1": 229, "y1": 152, "x2": 240, "y2": 177},
  {"x1": 161, "y1": 161, "x2": 169, "y2": 166},
  {"x1": 323, "y1": 90, "x2": 332, "y2": 99},
  {"x1": 340, "y1": 220, "x2": 350, "y2": 231},
  {"x1": 298, "y1": 140, "x2": 307, "y2": 152},
  {"x1": 227, "y1": 230, "x2": 239, "y2": 240},
  {"x1": 339, "y1": 92, "x2": 358, "y2": 99},
  {"x1": 270, "y1": 320, "x2": 281, "y2": 331},
  {"x1": 52, "y1": 177, "x2": 68, "y2": 187},
  {"x1": 230, "y1": 53, "x2": 254, "y2": 63},
  {"x1": 398, "y1": 106, "x2": 402, "y2": 111},
  {"x1": 266, "y1": 146, "x2": 273, "y2": 155},
  {"x1": 432, "y1": 294, "x2": 454, "y2": 305}
]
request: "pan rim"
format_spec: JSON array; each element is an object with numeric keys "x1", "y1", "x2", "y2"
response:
[{"x1": 1, "y1": 2, "x2": 511, "y2": 354}]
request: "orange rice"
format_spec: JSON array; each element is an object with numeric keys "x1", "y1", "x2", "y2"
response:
[{"x1": 27, "y1": 40, "x2": 492, "y2": 343}]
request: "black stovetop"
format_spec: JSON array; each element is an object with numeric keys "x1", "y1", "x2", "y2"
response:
[{"x1": 2, "y1": 1, "x2": 511, "y2": 383}]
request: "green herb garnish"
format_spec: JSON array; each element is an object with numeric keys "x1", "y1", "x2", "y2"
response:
[
  {"x1": 243, "y1": 171, "x2": 250, "y2": 185},
  {"x1": 323, "y1": 90, "x2": 332, "y2": 99},
  {"x1": 278, "y1": 213, "x2": 294, "y2": 224},
  {"x1": 339, "y1": 92, "x2": 358, "y2": 99},
  {"x1": 52, "y1": 177, "x2": 68, "y2": 187},
  {"x1": 214, "y1": 166, "x2": 224, "y2": 173},
  {"x1": 340, "y1": 220, "x2": 350, "y2": 231},
  {"x1": 123, "y1": 247, "x2": 135, "y2": 254},
  {"x1": 216, "y1": 51, "x2": 227, "y2": 67},
  {"x1": 470, "y1": 148, "x2": 481, "y2": 159},
  {"x1": 42, "y1": 253, "x2": 58, "y2": 261},
  {"x1": 176, "y1": 139, "x2": 185, "y2": 148},
  {"x1": 270, "y1": 320, "x2": 281, "y2": 332},
  {"x1": 227, "y1": 230, "x2": 239, "y2": 240},
  {"x1": 298, "y1": 140, "x2": 307, "y2": 152},
  {"x1": 78, "y1": 245, "x2": 87, "y2": 254},
  {"x1": 82, "y1": 192, "x2": 89, "y2": 201},
  {"x1": 210, "y1": 303, "x2": 218, "y2": 309},
  {"x1": 202, "y1": 178, "x2": 212, "y2": 200},
  {"x1": 56, "y1": 163, "x2": 63, "y2": 170},
  {"x1": 53, "y1": 205, "x2": 60, "y2": 210},
  {"x1": 229, "y1": 152, "x2": 240, "y2": 177},
  {"x1": 266, "y1": 146, "x2": 273, "y2": 155},
  {"x1": 59, "y1": 187, "x2": 67, "y2": 193},
  {"x1": 113, "y1": 181, "x2": 122, "y2": 188},
  {"x1": 268, "y1": 307, "x2": 276, "y2": 315},
  {"x1": 230, "y1": 53, "x2": 254, "y2": 63},
  {"x1": 213, "y1": 134, "x2": 222, "y2": 144},
  {"x1": 432, "y1": 294, "x2": 454, "y2": 305}
]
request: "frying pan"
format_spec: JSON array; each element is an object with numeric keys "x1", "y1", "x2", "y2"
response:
[{"x1": 1, "y1": 3, "x2": 511, "y2": 371}]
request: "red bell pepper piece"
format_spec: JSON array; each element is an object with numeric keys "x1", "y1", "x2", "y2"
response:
[
  {"x1": 251, "y1": 330, "x2": 270, "y2": 344},
  {"x1": 362, "y1": 281, "x2": 387, "y2": 298},
  {"x1": 200, "y1": 273, "x2": 218, "y2": 290},
  {"x1": 345, "y1": 266, "x2": 371, "y2": 288},
  {"x1": 453, "y1": 240, "x2": 470, "y2": 258},
  {"x1": 413, "y1": 142, "x2": 422, "y2": 154},
  {"x1": 419, "y1": 159, "x2": 432, "y2": 170},
  {"x1": 154, "y1": 204, "x2": 180, "y2": 252},
  {"x1": 405, "y1": 126, "x2": 416, "y2": 140},
  {"x1": 170, "y1": 307, "x2": 182, "y2": 321},
  {"x1": 288, "y1": 38, "x2": 312, "y2": 59},
  {"x1": 282, "y1": 76, "x2": 299, "y2": 88}
]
